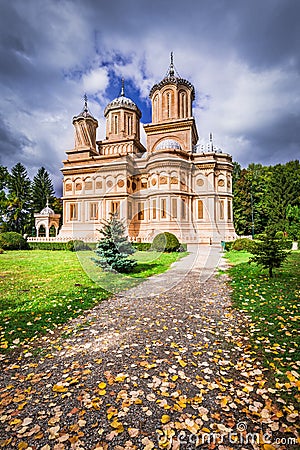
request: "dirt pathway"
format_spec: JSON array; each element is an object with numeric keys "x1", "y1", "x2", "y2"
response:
[{"x1": 0, "y1": 259, "x2": 298, "y2": 449}]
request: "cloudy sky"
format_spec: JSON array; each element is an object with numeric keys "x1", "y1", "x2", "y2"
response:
[{"x1": 0, "y1": 0, "x2": 299, "y2": 194}]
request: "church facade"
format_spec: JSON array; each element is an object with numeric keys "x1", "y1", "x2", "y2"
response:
[{"x1": 59, "y1": 58, "x2": 236, "y2": 244}]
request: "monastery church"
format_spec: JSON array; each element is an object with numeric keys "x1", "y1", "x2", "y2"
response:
[{"x1": 58, "y1": 56, "x2": 236, "y2": 244}]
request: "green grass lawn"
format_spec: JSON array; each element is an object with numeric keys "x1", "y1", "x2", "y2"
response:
[
  {"x1": 0, "y1": 249, "x2": 187, "y2": 352},
  {"x1": 225, "y1": 250, "x2": 300, "y2": 406}
]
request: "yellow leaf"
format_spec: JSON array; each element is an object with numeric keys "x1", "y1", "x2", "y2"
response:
[
  {"x1": 115, "y1": 373, "x2": 128, "y2": 382},
  {"x1": 98, "y1": 382, "x2": 107, "y2": 389},
  {"x1": 18, "y1": 442, "x2": 28, "y2": 450},
  {"x1": 52, "y1": 384, "x2": 68, "y2": 393},
  {"x1": 10, "y1": 418, "x2": 22, "y2": 425},
  {"x1": 110, "y1": 419, "x2": 124, "y2": 433},
  {"x1": 178, "y1": 359, "x2": 187, "y2": 367},
  {"x1": 161, "y1": 414, "x2": 171, "y2": 424},
  {"x1": 98, "y1": 389, "x2": 107, "y2": 396},
  {"x1": 220, "y1": 397, "x2": 228, "y2": 407}
]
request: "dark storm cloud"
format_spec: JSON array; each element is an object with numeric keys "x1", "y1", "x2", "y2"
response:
[
  {"x1": 0, "y1": 115, "x2": 33, "y2": 165},
  {"x1": 230, "y1": 0, "x2": 300, "y2": 71},
  {"x1": 0, "y1": 0, "x2": 299, "y2": 191}
]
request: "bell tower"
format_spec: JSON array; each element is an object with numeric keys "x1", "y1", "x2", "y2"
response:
[
  {"x1": 98, "y1": 79, "x2": 146, "y2": 156},
  {"x1": 144, "y1": 53, "x2": 198, "y2": 155},
  {"x1": 104, "y1": 79, "x2": 141, "y2": 142},
  {"x1": 73, "y1": 95, "x2": 98, "y2": 152}
]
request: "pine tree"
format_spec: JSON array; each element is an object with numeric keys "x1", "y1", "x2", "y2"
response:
[
  {"x1": 32, "y1": 167, "x2": 55, "y2": 212},
  {"x1": 6, "y1": 163, "x2": 32, "y2": 234},
  {"x1": 249, "y1": 228, "x2": 289, "y2": 278},
  {"x1": 94, "y1": 214, "x2": 137, "y2": 273}
]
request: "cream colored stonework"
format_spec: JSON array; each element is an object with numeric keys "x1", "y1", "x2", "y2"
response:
[{"x1": 59, "y1": 63, "x2": 236, "y2": 244}]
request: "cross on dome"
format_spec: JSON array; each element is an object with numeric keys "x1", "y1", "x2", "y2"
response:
[{"x1": 120, "y1": 78, "x2": 125, "y2": 97}]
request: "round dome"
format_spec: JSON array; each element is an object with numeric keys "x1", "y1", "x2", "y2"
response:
[
  {"x1": 155, "y1": 139, "x2": 182, "y2": 151},
  {"x1": 40, "y1": 206, "x2": 55, "y2": 215},
  {"x1": 104, "y1": 95, "x2": 141, "y2": 117}
]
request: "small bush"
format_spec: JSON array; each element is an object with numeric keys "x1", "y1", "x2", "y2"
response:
[
  {"x1": 224, "y1": 241, "x2": 233, "y2": 251},
  {"x1": 0, "y1": 232, "x2": 29, "y2": 250},
  {"x1": 0, "y1": 248, "x2": 4, "y2": 254},
  {"x1": 65, "y1": 240, "x2": 90, "y2": 251},
  {"x1": 29, "y1": 242, "x2": 67, "y2": 251},
  {"x1": 231, "y1": 238, "x2": 253, "y2": 251},
  {"x1": 152, "y1": 232, "x2": 180, "y2": 252},
  {"x1": 178, "y1": 243, "x2": 187, "y2": 252}
]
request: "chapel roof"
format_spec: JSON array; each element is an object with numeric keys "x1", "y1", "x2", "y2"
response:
[
  {"x1": 104, "y1": 79, "x2": 141, "y2": 117},
  {"x1": 40, "y1": 201, "x2": 55, "y2": 215},
  {"x1": 149, "y1": 53, "x2": 195, "y2": 100},
  {"x1": 73, "y1": 94, "x2": 98, "y2": 123}
]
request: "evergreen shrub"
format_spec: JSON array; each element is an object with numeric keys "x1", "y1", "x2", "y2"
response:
[
  {"x1": 0, "y1": 232, "x2": 29, "y2": 250},
  {"x1": 65, "y1": 240, "x2": 90, "y2": 251},
  {"x1": 224, "y1": 242, "x2": 233, "y2": 251},
  {"x1": 152, "y1": 232, "x2": 180, "y2": 252},
  {"x1": 231, "y1": 238, "x2": 253, "y2": 251},
  {"x1": 94, "y1": 214, "x2": 137, "y2": 273},
  {"x1": 28, "y1": 242, "x2": 67, "y2": 251}
]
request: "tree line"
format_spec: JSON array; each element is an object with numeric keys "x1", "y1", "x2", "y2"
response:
[
  {"x1": 233, "y1": 160, "x2": 300, "y2": 239},
  {"x1": 0, "y1": 163, "x2": 62, "y2": 236}
]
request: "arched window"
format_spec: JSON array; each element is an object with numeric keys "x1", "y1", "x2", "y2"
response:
[
  {"x1": 38, "y1": 225, "x2": 46, "y2": 237},
  {"x1": 127, "y1": 114, "x2": 132, "y2": 135},
  {"x1": 172, "y1": 198, "x2": 177, "y2": 218},
  {"x1": 220, "y1": 200, "x2": 224, "y2": 220},
  {"x1": 227, "y1": 199, "x2": 232, "y2": 220},
  {"x1": 198, "y1": 200, "x2": 203, "y2": 219},
  {"x1": 114, "y1": 115, "x2": 118, "y2": 134},
  {"x1": 153, "y1": 95, "x2": 159, "y2": 122},
  {"x1": 179, "y1": 91, "x2": 186, "y2": 118},
  {"x1": 167, "y1": 92, "x2": 171, "y2": 118},
  {"x1": 49, "y1": 225, "x2": 56, "y2": 237}
]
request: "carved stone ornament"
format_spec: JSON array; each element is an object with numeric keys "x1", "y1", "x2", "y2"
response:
[
  {"x1": 197, "y1": 179, "x2": 204, "y2": 187},
  {"x1": 75, "y1": 182, "x2": 82, "y2": 190},
  {"x1": 159, "y1": 176, "x2": 167, "y2": 184},
  {"x1": 117, "y1": 179, "x2": 125, "y2": 188},
  {"x1": 107, "y1": 180, "x2": 113, "y2": 188},
  {"x1": 218, "y1": 179, "x2": 225, "y2": 187},
  {"x1": 151, "y1": 178, "x2": 157, "y2": 186}
]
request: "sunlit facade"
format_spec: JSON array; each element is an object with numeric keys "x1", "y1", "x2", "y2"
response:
[{"x1": 59, "y1": 58, "x2": 236, "y2": 243}]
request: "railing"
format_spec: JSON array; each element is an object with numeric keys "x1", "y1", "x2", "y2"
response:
[{"x1": 27, "y1": 236, "x2": 98, "y2": 243}]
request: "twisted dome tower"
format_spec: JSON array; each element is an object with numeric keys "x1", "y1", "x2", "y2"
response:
[{"x1": 72, "y1": 94, "x2": 98, "y2": 152}]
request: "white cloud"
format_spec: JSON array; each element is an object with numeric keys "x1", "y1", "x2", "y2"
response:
[{"x1": 82, "y1": 67, "x2": 109, "y2": 94}]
